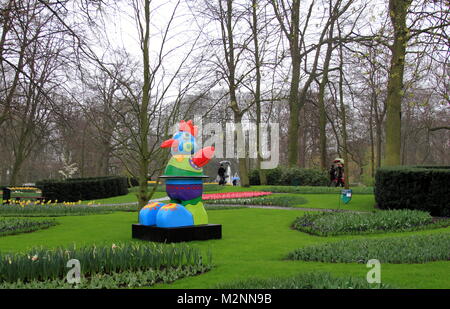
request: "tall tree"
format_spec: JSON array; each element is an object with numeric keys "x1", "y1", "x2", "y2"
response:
[{"x1": 384, "y1": 0, "x2": 412, "y2": 166}]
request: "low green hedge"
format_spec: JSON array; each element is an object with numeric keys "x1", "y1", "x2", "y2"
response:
[
  {"x1": 0, "y1": 242, "x2": 210, "y2": 284},
  {"x1": 293, "y1": 210, "x2": 450, "y2": 236},
  {"x1": 287, "y1": 233, "x2": 450, "y2": 263},
  {"x1": 0, "y1": 218, "x2": 57, "y2": 236},
  {"x1": 375, "y1": 166, "x2": 450, "y2": 217},
  {"x1": 250, "y1": 167, "x2": 328, "y2": 186},
  {"x1": 215, "y1": 272, "x2": 392, "y2": 289},
  {"x1": 36, "y1": 176, "x2": 128, "y2": 202}
]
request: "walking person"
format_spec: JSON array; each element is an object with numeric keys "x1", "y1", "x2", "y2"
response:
[
  {"x1": 218, "y1": 164, "x2": 226, "y2": 185},
  {"x1": 329, "y1": 165, "x2": 336, "y2": 187},
  {"x1": 336, "y1": 164, "x2": 344, "y2": 187}
]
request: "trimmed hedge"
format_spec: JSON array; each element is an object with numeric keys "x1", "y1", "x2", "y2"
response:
[
  {"x1": 249, "y1": 167, "x2": 328, "y2": 186},
  {"x1": 375, "y1": 166, "x2": 450, "y2": 217},
  {"x1": 36, "y1": 176, "x2": 128, "y2": 202}
]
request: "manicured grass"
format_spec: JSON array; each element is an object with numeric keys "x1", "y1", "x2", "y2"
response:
[
  {"x1": 83, "y1": 186, "x2": 376, "y2": 213},
  {"x1": 0, "y1": 209, "x2": 449, "y2": 288}
]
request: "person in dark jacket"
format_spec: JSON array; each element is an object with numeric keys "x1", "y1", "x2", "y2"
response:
[
  {"x1": 329, "y1": 165, "x2": 336, "y2": 186},
  {"x1": 336, "y1": 164, "x2": 344, "y2": 187},
  {"x1": 218, "y1": 164, "x2": 226, "y2": 185}
]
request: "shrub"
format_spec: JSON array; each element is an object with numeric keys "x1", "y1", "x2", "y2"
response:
[
  {"x1": 287, "y1": 233, "x2": 450, "y2": 263},
  {"x1": 0, "y1": 242, "x2": 210, "y2": 283},
  {"x1": 36, "y1": 176, "x2": 128, "y2": 202},
  {"x1": 375, "y1": 166, "x2": 450, "y2": 217},
  {"x1": 215, "y1": 272, "x2": 392, "y2": 289},
  {"x1": 292, "y1": 210, "x2": 449, "y2": 236},
  {"x1": 250, "y1": 167, "x2": 328, "y2": 186},
  {"x1": 0, "y1": 218, "x2": 57, "y2": 236}
]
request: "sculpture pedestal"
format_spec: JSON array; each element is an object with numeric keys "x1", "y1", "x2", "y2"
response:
[{"x1": 132, "y1": 224, "x2": 222, "y2": 243}]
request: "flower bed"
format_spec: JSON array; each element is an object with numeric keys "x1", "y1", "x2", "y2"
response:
[
  {"x1": 293, "y1": 209, "x2": 450, "y2": 236},
  {"x1": 0, "y1": 204, "x2": 136, "y2": 217},
  {"x1": 215, "y1": 272, "x2": 392, "y2": 289},
  {"x1": 205, "y1": 195, "x2": 307, "y2": 207},
  {"x1": 202, "y1": 191, "x2": 272, "y2": 200},
  {"x1": 0, "y1": 218, "x2": 57, "y2": 237},
  {"x1": 287, "y1": 233, "x2": 450, "y2": 263},
  {"x1": 0, "y1": 242, "x2": 211, "y2": 285}
]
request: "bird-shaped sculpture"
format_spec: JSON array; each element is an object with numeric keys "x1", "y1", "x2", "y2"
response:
[{"x1": 139, "y1": 120, "x2": 215, "y2": 228}]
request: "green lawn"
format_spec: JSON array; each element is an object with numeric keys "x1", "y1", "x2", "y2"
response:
[
  {"x1": 83, "y1": 186, "x2": 376, "y2": 212},
  {"x1": 0, "y1": 208, "x2": 448, "y2": 288}
]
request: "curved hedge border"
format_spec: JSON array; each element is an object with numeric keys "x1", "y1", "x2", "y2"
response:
[
  {"x1": 375, "y1": 166, "x2": 450, "y2": 217},
  {"x1": 36, "y1": 176, "x2": 128, "y2": 202}
]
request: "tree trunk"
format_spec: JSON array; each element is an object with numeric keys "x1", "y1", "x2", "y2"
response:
[
  {"x1": 251, "y1": 0, "x2": 267, "y2": 185},
  {"x1": 317, "y1": 19, "x2": 335, "y2": 171},
  {"x1": 137, "y1": 0, "x2": 151, "y2": 209},
  {"x1": 287, "y1": 0, "x2": 301, "y2": 167},
  {"x1": 369, "y1": 102, "x2": 375, "y2": 178},
  {"x1": 384, "y1": 0, "x2": 411, "y2": 166}
]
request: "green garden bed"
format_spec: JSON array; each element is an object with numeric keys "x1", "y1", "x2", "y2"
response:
[
  {"x1": 287, "y1": 233, "x2": 450, "y2": 263},
  {"x1": 0, "y1": 192, "x2": 448, "y2": 289},
  {"x1": 205, "y1": 194, "x2": 307, "y2": 207},
  {"x1": 293, "y1": 210, "x2": 450, "y2": 236},
  {"x1": 215, "y1": 272, "x2": 392, "y2": 289},
  {"x1": 0, "y1": 218, "x2": 57, "y2": 236},
  {"x1": 0, "y1": 204, "x2": 138, "y2": 217},
  {"x1": 0, "y1": 242, "x2": 210, "y2": 288}
]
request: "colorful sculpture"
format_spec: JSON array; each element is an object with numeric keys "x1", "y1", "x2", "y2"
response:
[{"x1": 139, "y1": 120, "x2": 215, "y2": 228}]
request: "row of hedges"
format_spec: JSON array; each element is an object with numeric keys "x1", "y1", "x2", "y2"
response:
[
  {"x1": 249, "y1": 167, "x2": 328, "y2": 186},
  {"x1": 375, "y1": 166, "x2": 450, "y2": 217},
  {"x1": 36, "y1": 176, "x2": 128, "y2": 202}
]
